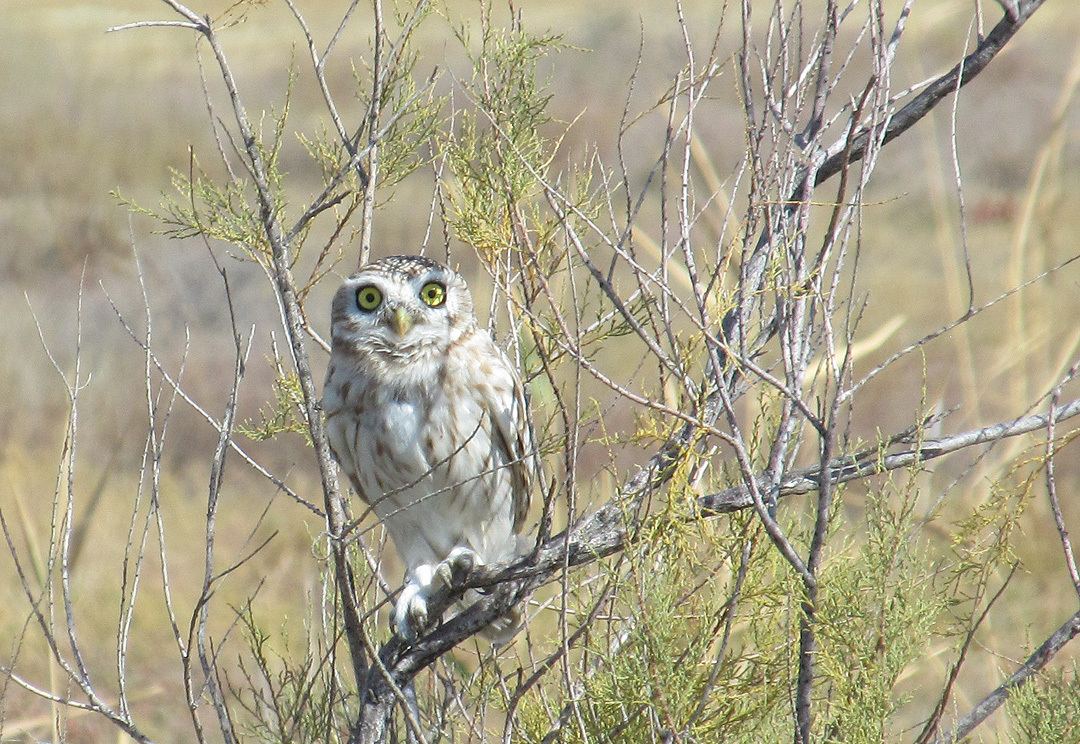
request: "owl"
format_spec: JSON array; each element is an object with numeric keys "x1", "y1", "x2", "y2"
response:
[{"x1": 322, "y1": 255, "x2": 535, "y2": 643}]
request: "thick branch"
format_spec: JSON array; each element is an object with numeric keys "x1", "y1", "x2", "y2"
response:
[
  {"x1": 697, "y1": 395, "x2": 1080, "y2": 517},
  {"x1": 365, "y1": 396, "x2": 1080, "y2": 701},
  {"x1": 480, "y1": 395, "x2": 1080, "y2": 586}
]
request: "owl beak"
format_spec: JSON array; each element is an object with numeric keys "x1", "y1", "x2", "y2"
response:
[{"x1": 388, "y1": 306, "x2": 416, "y2": 337}]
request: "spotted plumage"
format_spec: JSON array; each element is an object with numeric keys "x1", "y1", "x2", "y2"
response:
[{"x1": 323, "y1": 255, "x2": 534, "y2": 643}]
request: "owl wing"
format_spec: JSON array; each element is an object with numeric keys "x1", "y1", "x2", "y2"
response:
[
  {"x1": 482, "y1": 351, "x2": 535, "y2": 534},
  {"x1": 322, "y1": 366, "x2": 369, "y2": 506}
]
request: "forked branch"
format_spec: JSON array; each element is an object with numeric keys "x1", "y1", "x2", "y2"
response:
[
  {"x1": 813, "y1": 0, "x2": 1047, "y2": 186},
  {"x1": 114, "y1": 2, "x2": 1063, "y2": 743}
]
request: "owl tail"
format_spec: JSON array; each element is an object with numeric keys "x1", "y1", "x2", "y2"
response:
[
  {"x1": 459, "y1": 588, "x2": 523, "y2": 645},
  {"x1": 454, "y1": 534, "x2": 531, "y2": 644}
]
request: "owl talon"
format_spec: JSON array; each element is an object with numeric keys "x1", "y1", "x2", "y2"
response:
[
  {"x1": 395, "y1": 579, "x2": 430, "y2": 642},
  {"x1": 434, "y1": 546, "x2": 479, "y2": 588}
]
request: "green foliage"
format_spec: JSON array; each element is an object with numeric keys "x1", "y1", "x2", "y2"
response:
[
  {"x1": 117, "y1": 10, "x2": 445, "y2": 269},
  {"x1": 514, "y1": 469, "x2": 960, "y2": 744},
  {"x1": 443, "y1": 18, "x2": 564, "y2": 261},
  {"x1": 939, "y1": 456, "x2": 1037, "y2": 650},
  {"x1": 115, "y1": 124, "x2": 287, "y2": 266},
  {"x1": 365, "y1": 2, "x2": 443, "y2": 192},
  {"x1": 297, "y1": 125, "x2": 361, "y2": 192},
  {"x1": 232, "y1": 607, "x2": 354, "y2": 744},
  {"x1": 1006, "y1": 665, "x2": 1080, "y2": 744},
  {"x1": 813, "y1": 484, "x2": 942, "y2": 743},
  {"x1": 442, "y1": 11, "x2": 599, "y2": 286},
  {"x1": 238, "y1": 366, "x2": 310, "y2": 444},
  {"x1": 514, "y1": 517, "x2": 787, "y2": 743},
  {"x1": 948, "y1": 477, "x2": 1029, "y2": 599}
]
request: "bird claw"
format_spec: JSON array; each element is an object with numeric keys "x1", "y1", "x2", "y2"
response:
[
  {"x1": 394, "y1": 581, "x2": 429, "y2": 642},
  {"x1": 435, "y1": 546, "x2": 478, "y2": 587},
  {"x1": 395, "y1": 548, "x2": 481, "y2": 643}
]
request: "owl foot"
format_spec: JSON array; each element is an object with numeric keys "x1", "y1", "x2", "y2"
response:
[
  {"x1": 395, "y1": 560, "x2": 442, "y2": 641},
  {"x1": 434, "y1": 546, "x2": 479, "y2": 587},
  {"x1": 395, "y1": 549, "x2": 482, "y2": 642},
  {"x1": 394, "y1": 580, "x2": 430, "y2": 642}
]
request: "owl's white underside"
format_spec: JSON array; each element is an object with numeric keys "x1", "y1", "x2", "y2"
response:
[{"x1": 325, "y1": 340, "x2": 521, "y2": 570}]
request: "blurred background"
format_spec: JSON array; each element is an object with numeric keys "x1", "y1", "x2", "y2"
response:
[{"x1": 2, "y1": 1, "x2": 1080, "y2": 740}]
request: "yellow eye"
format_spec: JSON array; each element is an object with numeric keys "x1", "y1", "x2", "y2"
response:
[
  {"x1": 356, "y1": 285, "x2": 382, "y2": 311},
  {"x1": 420, "y1": 281, "x2": 446, "y2": 307}
]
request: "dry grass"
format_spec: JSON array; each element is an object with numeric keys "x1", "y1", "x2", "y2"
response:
[{"x1": 2, "y1": 1, "x2": 1080, "y2": 741}]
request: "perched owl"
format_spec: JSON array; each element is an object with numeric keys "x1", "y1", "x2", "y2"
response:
[{"x1": 323, "y1": 255, "x2": 534, "y2": 643}]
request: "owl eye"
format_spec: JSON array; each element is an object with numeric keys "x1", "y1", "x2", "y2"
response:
[
  {"x1": 419, "y1": 281, "x2": 446, "y2": 308},
  {"x1": 356, "y1": 285, "x2": 383, "y2": 311}
]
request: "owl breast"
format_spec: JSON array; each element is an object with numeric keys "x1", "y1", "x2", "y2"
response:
[{"x1": 324, "y1": 333, "x2": 520, "y2": 573}]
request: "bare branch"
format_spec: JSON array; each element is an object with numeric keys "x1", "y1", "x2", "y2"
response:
[
  {"x1": 155, "y1": 1, "x2": 368, "y2": 690},
  {"x1": 342, "y1": 393, "x2": 1080, "y2": 711},
  {"x1": 107, "y1": 20, "x2": 202, "y2": 32},
  {"x1": 928, "y1": 609, "x2": 1080, "y2": 744},
  {"x1": 813, "y1": 0, "x2": 1047, "y2": 186}
]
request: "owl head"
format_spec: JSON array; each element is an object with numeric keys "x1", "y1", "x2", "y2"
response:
[{"x1": 330, "y1": 255, "x2": 475, "y2": 369}]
